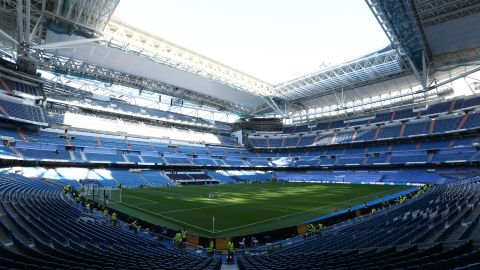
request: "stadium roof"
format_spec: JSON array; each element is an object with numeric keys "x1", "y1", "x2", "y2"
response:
[
  {"x1": 112, "y1": 0, "x2": 390, "y2": 85},
  {"x1": 0, "y1": 0, "x2": 479, "y2": 120}
]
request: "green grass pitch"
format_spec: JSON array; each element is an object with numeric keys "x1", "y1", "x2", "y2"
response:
[{"x1": 94, "y1": 182, "x2": 411, "y2": 237}]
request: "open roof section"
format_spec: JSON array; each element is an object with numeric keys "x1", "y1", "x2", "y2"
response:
[{"x1": 112, "y1": 0, "x2": 390, "y2": 85}]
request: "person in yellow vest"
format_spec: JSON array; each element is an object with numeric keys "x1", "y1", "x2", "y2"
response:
[
  {"x1": 175, "y1": 232, "x2": 182, "y2": 249},
  {"x1": 371, "y1": 208, "x2": 377, "y2": 215},
  {"x1": 206, "y1": 239, "x2": 214, "y2": 257},
  {"x1": 307, "y1": 223, "x2": 316, "y2": 235},
  {"x1": 227, "y1": 240, "x2": 234, "y2": 263},
  {"x1": 111, "y1": 212, "x2": 117, "y2": 226},
  {"x1": 131, "y1": 220, "x2": 139, "y2": 234},
  {"x1": 181, "y1": 228, "x2": 188, "y2": 248},
  {"x1": 85, "y1": 202, "x2": 91, "y2": 213},
  {"x1": 63, "y1": 185, "x2": 69, "y2": 195},
  {"x1": 103, "y1": 208, "x2": 109, "y2": 219},
  {"x1": 317, "y1": 223, "x2": 324, "y2": 231}
]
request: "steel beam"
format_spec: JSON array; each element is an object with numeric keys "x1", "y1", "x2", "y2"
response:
[
  {"x1": 273, "y1": 50, "x2": 406, "y2": 101},
  {"x1": 103, "y1": 19, "x2": 273, "y2": 97},
  {"x1": 416, "y1": 0, "x2": 480, "y2": 27},
  {"x1": 34, "y1": 51, "x2": 253, "y2": 116}
]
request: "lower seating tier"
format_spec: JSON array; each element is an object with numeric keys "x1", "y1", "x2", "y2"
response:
[{"x1": 0, "y1": 173, "x2": 220, "y2": 270}]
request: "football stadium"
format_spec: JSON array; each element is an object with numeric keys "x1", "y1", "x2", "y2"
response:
[{"x1": 0, "y1": 0, "x2": 480, "y2": 269}]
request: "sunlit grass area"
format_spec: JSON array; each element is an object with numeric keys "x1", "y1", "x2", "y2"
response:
[{"x1": 94, "y1": 182, "x2": 411, "y2": 237}]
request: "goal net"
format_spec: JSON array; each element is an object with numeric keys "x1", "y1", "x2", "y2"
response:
[
  {"x1": 86, "y1": 186, "x2": 123, "y2": 205},
  {"x1": 208, "y1": 191, "x2": 223, "y2": 199}
]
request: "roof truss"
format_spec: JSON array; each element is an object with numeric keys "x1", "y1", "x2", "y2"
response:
[
  {"x1": 103, "y1": 19, "x2": 273, "y2": 97},
  {"x1": 273, "y1": 49, "x2": 407, "y2": 101},
  {"x1": 33, "y1": 50, "x2": 253, "y2": 115}
]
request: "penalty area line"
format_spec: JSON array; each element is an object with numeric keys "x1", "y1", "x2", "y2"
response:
[
  {"x1": 122, "y1": 194, "x2": 158, "y2": 204},
  {"x1": 116, "y1": 201, "x2": 213, "y2": 233},
  {"x1": 158, "y1": 201, "x2": 242, "y2": 214}
]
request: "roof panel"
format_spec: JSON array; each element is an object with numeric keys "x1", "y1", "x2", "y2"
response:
[
  {"x1": 425, "y1": 12, "x2": 480, "y2": 55},
  {"x1": 273, "y1": 49, "x2": 406, "y2": 101},
  {"x1": 45, "y1": 31, "x2": 266, "y2": 109}
]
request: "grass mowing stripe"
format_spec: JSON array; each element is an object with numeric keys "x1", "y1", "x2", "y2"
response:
[
  {"x1": 131, "y1": 202, "x2": 159, "y2": 206},
  {"x1": 158, "y1": 202, "x2": 243, "y2": 214},
  {"x1": 156, "y1": 193, "x2": 334, "y2": 215},
  {"x1": 116, "y1": 200, "x2": 213, "y2": 233},
  {"x1": 122, "y1": 194, "x2": 158, "y2": 203},
  {"x1": 214, "y1": 185, "x2": 408, "y2": 233},
  {"x1": 101, "y1": 182, "x2": 412, "y2": 237}
]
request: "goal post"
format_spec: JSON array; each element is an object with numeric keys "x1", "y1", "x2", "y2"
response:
[
  {"x1": 86, "y1": 186, "x2": 122, "y2": 205},
  {"x1": 208, "y1": 191, "x2": 223, "y2": 199},
  {"x1": 109, "y1": 188, "x2": 122, "y2": 204}
]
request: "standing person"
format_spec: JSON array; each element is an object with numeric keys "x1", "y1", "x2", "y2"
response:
[
  {"x1": 251, "y1": 236, "x2": 258, "y2": 247},
  {"x1": 227, "y1": 241, "x2": 234, "y2": 263},
  {"x1": 85, "y1": 202, "x2": 91, "y2": 213},
  {"x1": 181, "y1": 228, "x2": 188, "y2": 248},
  {"x1": 206, "y1": 239, "x2": 214, "y2": 257},
  {"x1": 63, "y1": 185, "x2": 69, "y2": 195},
  {"x1": 175, "y1": 232, "x2": 182, "y2": 249},
  {"x1": 307, "y1": 224, "x2": 316, "y2": 235},
  {"x1": 111, "y1": 212, "x2": 118, "y2": 226},
  {"x1": 131, "y1": 220, "x2": 139, "y2": 234},
  {"x1": 239, "y1": 237, "x2": 245, "y2": 249}
]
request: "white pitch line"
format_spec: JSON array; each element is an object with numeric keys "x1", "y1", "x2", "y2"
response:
[
  {"x1": 117, "y1": 201, "x2": 212, "y2": 233},
  {"x1": 142, "y1": 189, "x2": 208, "y2": 199},
  {"x1": 213, "y1": 186, "x2": 408, "y2": 233},
  {"x1": 122, "y1": 194, "x2": 158, "y2": 203},
  {"x1": 133, "y1": 202, "x2": 159, "y2": 206},
  {"x1": 146, "y1": 184, "x2": 291, "y2": 199},
  {"x1": 158, "y1": 201, "x2": 242, "y2": 214},
  {"x1": 159, "y1": 189, "x2": 331, "y2": 214},
  {"x1": 118, "y1": 185, "x2": 408, "y2": 235}
]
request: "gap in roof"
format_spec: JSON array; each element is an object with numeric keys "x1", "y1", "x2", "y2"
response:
[{"x1": 113, "y1": 0, "x2": 390, "y2": 84}]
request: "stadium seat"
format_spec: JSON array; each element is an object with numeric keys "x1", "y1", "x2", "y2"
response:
[{"x1": 0, "y1": 173, "x2": 220, "y2": 269}]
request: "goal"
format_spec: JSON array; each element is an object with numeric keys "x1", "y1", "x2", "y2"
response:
[
  {"x1": 86, "y1": 186, "x2": 123, "y2": 204},
  {"x1": 208, "y1": 191, "x2": 223, "y2": 199}
]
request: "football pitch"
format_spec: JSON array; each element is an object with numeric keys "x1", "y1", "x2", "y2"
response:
[{"x1": 93, "y1": 182, "x2": 411, "y2": 237}]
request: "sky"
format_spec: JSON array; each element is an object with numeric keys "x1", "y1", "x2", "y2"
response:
[{"x1": 113, "y1": 0, "x2": 390, "y2": 84}]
